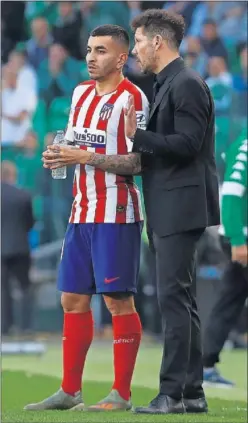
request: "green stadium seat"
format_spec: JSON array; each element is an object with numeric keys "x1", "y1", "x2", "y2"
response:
[
  {"x1": 1, "y1": 147, "x2": 18, "y2": 163},
  {"x1": 224, "y1": 39, "x2": 241, "y2": 74},
  {"x1": 32, "y1": 99, "x2": 48, "y2": 147},
  {"x1": 80, "y1": 61, "x2": 89, "y2": 81},
  {"x1": 47, "y1": 96, "x2": 71, "y2": 133}
]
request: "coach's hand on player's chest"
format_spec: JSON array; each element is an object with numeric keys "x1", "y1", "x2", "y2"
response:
[{"x1": 42, "y1": 145, "x2": 91, "y2": 169}]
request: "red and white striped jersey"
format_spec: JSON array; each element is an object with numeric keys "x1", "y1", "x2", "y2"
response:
[{"x1": 65, "y1": 78, "x2": 149, "y2": 224}]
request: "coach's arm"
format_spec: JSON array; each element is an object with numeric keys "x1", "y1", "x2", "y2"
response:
[{"x1": 132, "y1": 78, "x2": 210, "y2": 159}]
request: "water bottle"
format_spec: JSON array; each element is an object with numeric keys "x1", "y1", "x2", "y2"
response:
[{"x1": 51, "y1": 130, "x2": 67, "y2": 180}]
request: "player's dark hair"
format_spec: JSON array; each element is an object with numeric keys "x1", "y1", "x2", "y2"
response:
[
  {"x1": 90, "y1": 24, "x2": 130, "y2": 49},
  {"x1": 131, "y1": 9, "x2": 185, "y2": 50}
]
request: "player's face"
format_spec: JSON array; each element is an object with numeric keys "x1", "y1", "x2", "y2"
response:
[
  {"x1": 132, "y1": 27, "x2": 157, "y2": 74},
  {"x1": 86, "y1": 36, "x2": 128, "y2": 80}
]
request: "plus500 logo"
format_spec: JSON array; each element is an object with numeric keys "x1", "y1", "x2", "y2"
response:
[{"x1": 73, "y1": 128, "x2": 106, "y2": 148}]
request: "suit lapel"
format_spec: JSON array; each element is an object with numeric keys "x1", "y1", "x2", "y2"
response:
[
  {"x1": 148, "y1": 59, "x2": 186, "y2": 123},
  {"x1": 148, "y1": 77, "x2": 172, "y2": 122}
]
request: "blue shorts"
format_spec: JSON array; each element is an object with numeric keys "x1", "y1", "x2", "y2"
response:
[{"x1": 57, "y1": 222, "x2": 143, "y2": 295}]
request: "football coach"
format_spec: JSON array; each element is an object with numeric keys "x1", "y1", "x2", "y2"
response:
[{"x1": 124, "y1": 9, "x2": 220, "y2": 415}]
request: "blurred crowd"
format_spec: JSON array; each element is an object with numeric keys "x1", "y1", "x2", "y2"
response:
[{"x1": 1, "y1": 0, "x2": 247, "y2": 246}]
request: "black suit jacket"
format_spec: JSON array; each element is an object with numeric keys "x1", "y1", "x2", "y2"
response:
[
  {"x1": 133, "y1": 57, "x2": 220, "y2": 237},
  {"x1": 1, "y1": 182, "x2": 34, "y2": 257}
]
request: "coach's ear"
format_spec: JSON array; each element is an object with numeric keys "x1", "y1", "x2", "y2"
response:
[
  {"x1": 153, "y1": 34, "x2": 163, "y2": 51},
  {"x1": 117, "y1": 53, "x2": 128, "y2": 70}
]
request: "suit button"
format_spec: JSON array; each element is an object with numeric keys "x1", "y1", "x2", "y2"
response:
[{"x1": 139, "y1": 147, "x2": 143, "y2": 152}]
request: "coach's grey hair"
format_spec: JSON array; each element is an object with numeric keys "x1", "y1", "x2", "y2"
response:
[{"x1": 131, "y1": 9, "x2": 185, "y2": 50}]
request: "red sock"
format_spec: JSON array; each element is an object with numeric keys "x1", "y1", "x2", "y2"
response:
[
  {"x1": 61, "y1": 311, "x2": 93, "y2": 395},
  {"x1": 112, "y1": 313, "x2": 142, "y2": 401}
]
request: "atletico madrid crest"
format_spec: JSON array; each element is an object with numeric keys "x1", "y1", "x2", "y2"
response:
[{"x1": 99, "y1": 103, "x2": 114, "y2": 120}]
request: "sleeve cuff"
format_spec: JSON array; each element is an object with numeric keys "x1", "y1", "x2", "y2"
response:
[
  {"x1": 230, "y1": 235, "x2": 246, "y2": 247},
  {"x1": 132, "y1": 128, "x2": 154, "y2": 154}
]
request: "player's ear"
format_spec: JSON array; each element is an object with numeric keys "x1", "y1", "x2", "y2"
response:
[{"x1": 117, "y1": 53, "x2": 128, "y2": 70}]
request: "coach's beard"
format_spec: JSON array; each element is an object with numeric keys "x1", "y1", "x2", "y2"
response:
[{"x1": 136, "y1": 60, "x2": 154, "y2": 75}]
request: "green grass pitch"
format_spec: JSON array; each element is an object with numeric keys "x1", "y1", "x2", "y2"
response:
[{"x1": 2, "y1": 342, "x2": 247, "y2": 422}]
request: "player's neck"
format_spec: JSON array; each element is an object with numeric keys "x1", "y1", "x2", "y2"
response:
[{"x1": 95, "y1": 73, "x2": 124, "y2": 96}]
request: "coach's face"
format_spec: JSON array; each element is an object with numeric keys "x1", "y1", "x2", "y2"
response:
[
  {"x1": 86, "y1": 36, "x2": 127, "y2": 80},
  {"x1": 132, "y1": 27, "x2": 157, "y2": 74}
]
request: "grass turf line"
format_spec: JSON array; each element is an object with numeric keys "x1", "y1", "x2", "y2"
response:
[
  {"x1": 2, "y1": 371, "x2": 247, "y2": 423},
  {"x1": 2, "y1": 344, "x2": 247, "y2": 401}
]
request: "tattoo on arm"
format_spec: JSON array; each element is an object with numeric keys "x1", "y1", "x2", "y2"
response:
[{"x1": 86, "y1": 153, "x2": 141, "y2": 175}]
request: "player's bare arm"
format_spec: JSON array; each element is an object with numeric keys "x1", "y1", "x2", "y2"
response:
[
  {"x1": 42, "y1": 145, "x2": 141, "y2": 175},
  {"x1": 84, "y1": 151, "x2": 141, "y2": 175}
]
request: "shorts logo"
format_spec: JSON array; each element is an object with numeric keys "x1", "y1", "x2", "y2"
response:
[
  {"x1": 104, "y1": 277, "x2": 120, "y2": 284},
  {"x1": 99, "y1": 103, "x2": 114, "y2": 120}
]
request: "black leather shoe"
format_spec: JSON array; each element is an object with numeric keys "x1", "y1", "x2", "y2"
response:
[
  {"x1": 184, "y1": 397, "x2": 208, "y2": 413},
  {"x1": 133, "y1": 394, "x2": 186, "y2": 414}
]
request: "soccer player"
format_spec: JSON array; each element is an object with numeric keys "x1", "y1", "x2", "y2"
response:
[
  {"x1": 203, "y1": 127, "x2": 248, "y2": 386},
  {"x1": 24, "y1": 25, "x2": 149, "y2": 412}
]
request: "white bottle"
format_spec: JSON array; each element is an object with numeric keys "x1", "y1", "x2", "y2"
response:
[{"x1": 51, "y1": 130, "x2": 67, "y2": 180}]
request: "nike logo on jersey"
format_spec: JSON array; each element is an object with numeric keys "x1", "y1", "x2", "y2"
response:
[{"x1": 104, "y1": 277, "x2": 120, "y2": 284}]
